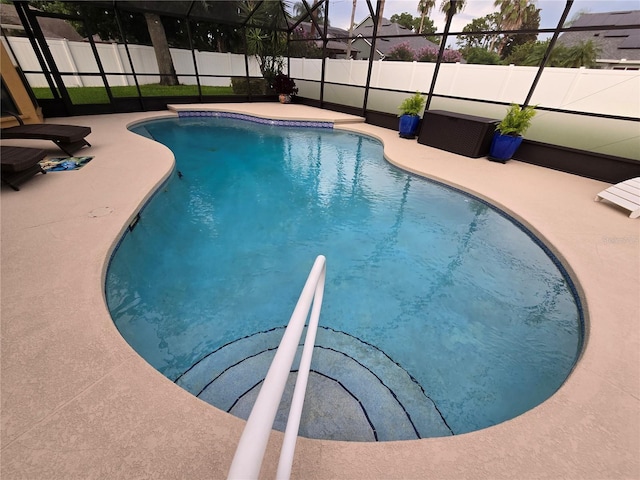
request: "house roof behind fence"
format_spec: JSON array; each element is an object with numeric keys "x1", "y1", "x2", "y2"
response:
[
  {"x1": 353, "y1": 16, "x2": 439, "y2": 57},
  {"x1": 291, "y1": 21, "x2": 359, "y2": 54},
  {"x1": 557, "y1": 10, "x2": 640, "y2": 60}
]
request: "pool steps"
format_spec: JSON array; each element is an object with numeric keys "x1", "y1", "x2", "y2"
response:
[{"x1": 176, "y1": 327, "x2": 452, "y2": 441}]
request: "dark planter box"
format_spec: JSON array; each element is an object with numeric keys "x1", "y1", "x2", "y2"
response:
[
  {"x1": 515, "y1": 140, "x2": 640, "y2": 184},
  {"x1": 418, "y1": 110, "x2": 499, "y2": 158}
]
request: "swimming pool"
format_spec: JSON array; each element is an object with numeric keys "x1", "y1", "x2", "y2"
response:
[{"x1": 106, "y1": 113, "x2": 583, "y2": 441}]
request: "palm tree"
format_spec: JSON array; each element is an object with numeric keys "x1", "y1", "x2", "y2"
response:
[
  {"x1": 242, "y1": 1, "x2": 290, "y2": 84},
  {"x1": 560, "y1": 40, "x2": 600, "y2": 67},
  {"x1": 309, "y1": 0, "x2": 318, "y2": 38},
  {"x1": 417, "y1": 0, "x2": 436, "y2": 34},
  {"x1": 494, "y1": 0, "x2": 535, "y2": 56},
  {"x1": 494, "y1": 0, "x2": 534, "y2": 30},
  {"x1": 377, "y1": 0, "x2": 386, "y2": 30},
  {"x1": 346, "y1": 0, "x2": 357, "y2": 59},
  {"x1": 292, "y1": 1, "x2": 326, "y2": 37},
  {"x1": 293, "y1": 2, "x2": 307, "y2": 20},
  {"x1": 439, "y1": 0, "x2": 466, "y2": 19}
]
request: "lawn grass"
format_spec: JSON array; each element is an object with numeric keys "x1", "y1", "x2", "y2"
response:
[{"x1": 32, "y1": 84, "x2": 236, "y2": 104}]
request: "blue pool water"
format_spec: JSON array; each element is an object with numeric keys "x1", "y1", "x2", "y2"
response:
[{"x1": 106, "y1": 114, "x2": 583, "y2": 440}]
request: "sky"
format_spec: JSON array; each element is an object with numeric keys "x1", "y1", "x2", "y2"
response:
[{"x1": 318, "y1": 0, "x2": 640, "y2": 33}]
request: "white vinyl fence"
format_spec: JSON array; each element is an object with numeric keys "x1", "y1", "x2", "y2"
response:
[
  {"x1": 5, "y1": 36, "x2": 638, "y2": 118},
  {"x1": 2, "y1": 36, "x2": 261, "y2": 88},
  {"x1": 4, "y1": 35, "x2": 638, "y2": 118},
  {"x1": 3, "y1": 36, "x2": 639, "y2": 158},
  {"x1": 290, "y1": 57, "x2": 639, "y2": 159},
  {"x1": 290, "y1": 57, "x2": 640, "y2": 120}
]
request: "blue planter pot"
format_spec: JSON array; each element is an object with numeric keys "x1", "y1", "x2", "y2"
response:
[
  {"x1": 399, "y1": 114, "x2": 420, "y2": 139},
  {"x1": 488, "y1": 132, "x2": 523, "y2": 163}
]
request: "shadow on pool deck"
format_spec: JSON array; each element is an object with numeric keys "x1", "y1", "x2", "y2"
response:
[{"x1": 1, "y1": 104, "x2": 638, "y2": 479}]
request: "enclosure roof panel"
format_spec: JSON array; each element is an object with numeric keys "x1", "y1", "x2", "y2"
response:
[{"x1": 90, "y1": 0, "x2": 295, "y2": 31}]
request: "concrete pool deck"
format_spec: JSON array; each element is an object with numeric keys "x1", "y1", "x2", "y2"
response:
[{"x1": 1, "y1": 103, "x2": 638, "y2": 479}]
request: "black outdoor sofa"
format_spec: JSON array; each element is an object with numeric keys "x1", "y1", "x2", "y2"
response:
[{"x1": 1, "y1": 145, "x2": 47, "y2": 191}]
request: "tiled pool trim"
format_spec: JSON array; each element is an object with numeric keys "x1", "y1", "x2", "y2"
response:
[{"x1": 177, "y1": 110, "x2": 334, "y2": 129}]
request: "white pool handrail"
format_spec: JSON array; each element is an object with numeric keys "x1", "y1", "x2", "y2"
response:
[{"x1": 227, "y1": 255, "x2": 327, "y2": 480}]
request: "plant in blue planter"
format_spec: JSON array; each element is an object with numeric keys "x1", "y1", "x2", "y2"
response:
[
  {"x1": 489, "y1": 103, "x2": 536, "y2": 163},
  {"x1": 398, "y1": 92, "x2": 426, "y2": 139}
]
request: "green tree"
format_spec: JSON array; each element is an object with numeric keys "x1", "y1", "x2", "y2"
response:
[
  {"x1": 503, "y1": 4, "x2": 540, "y2": 58},
  {"x1": 242, "y1": 1, "x2": 290, "y2": 85},
  {"x1": 294, "y1": 0, "x2": 317, "y2": 37},
  {"x1": 494, "y1": 0, "x2": 530, "y2": 30},
  {"x1": 457, "y1": 13, "x2": 502, "y2": 52},
  {"x1": 293, "y1": 1, "x2": 307, "y2": 20},
  {"x1": 389, "y1": 10, "x2": 437, "y2": 42},
  {"x1": 146, "y1": 3, "x2": 244, "y2": 54},
  {"x1": 502, "y1": 41, "x2": 536, "y2": 64},
  {"x1": 417, "y1": 17, "x2": 438, "y2": 44},
  {"x1": 462, "y1": 46, "x2": 502, "y2": 64},
  {"x1": 503, "y1": 39, "x2": 597, "y2": 67},
  {"x1": 29, "y1": 1, "x2": 183, "y2": 85},
  {"x1": 292, "y1": 1, "x2": 329, "y2": 33},
  {"x1": 504, "y1": 40, "x2": 561, "y2": 66},
  {"x1": 390, "y1": 12, "x2": 416, "y2": 31},
  {"x1": 30, "y1": 1, "x2": 139, "y2": 42},
  {"x1": 289, "y1": 27, "x2": 323, "y2": 58},
  {"x1": 493, "y1": 0, "x2": 539, "y2": 56},
  {"x1": 556, "y1": 40, "x2": 600, "y2": 68},
  {"x1": 193, "y1": 22, "x2": 245, "y2": 54}
]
